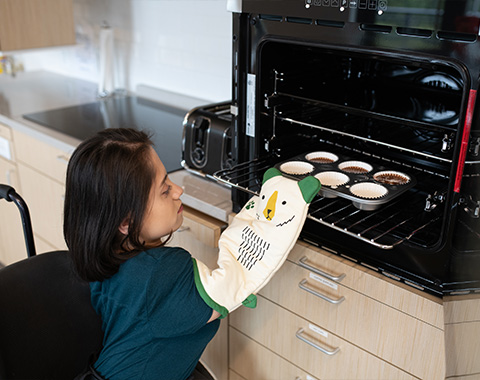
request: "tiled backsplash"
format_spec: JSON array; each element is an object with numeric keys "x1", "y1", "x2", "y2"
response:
[{"x1": 18, "y1": 0, "x2": 232, "y2": 103}]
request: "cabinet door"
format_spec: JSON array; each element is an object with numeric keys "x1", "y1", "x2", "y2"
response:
[
  {"x1": 168, "y1": 206, "x2": 228, "y2": 380},
  {"x1": 17, "y1": 163, "x2": 67, "y2": 250},
  {"x1": 0, "y1": 157, "x2": 27, "y2": 265},
  {"x1": 0, "y1": 0, "x2": 75, "y2": 51}
]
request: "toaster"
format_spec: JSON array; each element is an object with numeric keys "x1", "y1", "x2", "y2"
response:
[{"x1": 182, "y1": 101, "x2": 233, "y2": 176}]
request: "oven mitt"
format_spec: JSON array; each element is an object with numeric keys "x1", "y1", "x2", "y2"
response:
[{"x1": 192, "y1": 167, "x2": 321, "y2": 318}]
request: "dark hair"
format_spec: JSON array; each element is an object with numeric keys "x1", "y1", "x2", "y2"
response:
[{"x1": 64, "y1": 128, "x2": 161, "y2": 282}]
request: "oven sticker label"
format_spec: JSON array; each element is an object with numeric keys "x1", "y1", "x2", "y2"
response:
[
  {"x1": 309, "y1": 323, "x2": 329, "y2": 338},
  {"x1": 0, "y1": 136, "x2": 11, "y2": 161},
  {"x1": 246, "y1": 73, "x2": 256, "y2": 138},
  {"x1": 309, "y1": 272, "x2": 338, "y2": 290}
]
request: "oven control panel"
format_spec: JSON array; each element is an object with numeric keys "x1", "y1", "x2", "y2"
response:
[
  {"x1": 304, "y1": 0, "x2": 387, "y2": 14},
  {"x1": 239, "y1": 0, "x2": 475, "y2": 28}
]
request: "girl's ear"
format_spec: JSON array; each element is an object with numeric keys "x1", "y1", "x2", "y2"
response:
[{"x1": 118, "y1": 218, "x2": 130, "y2": 236}]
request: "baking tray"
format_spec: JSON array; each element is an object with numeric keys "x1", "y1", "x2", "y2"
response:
[{"x1": 274, "y1": 150, "x2": 417, "y2": 211}]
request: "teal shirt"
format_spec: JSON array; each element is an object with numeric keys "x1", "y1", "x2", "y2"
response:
[{"x1": 90, "y1": 246, "x2": 219, "y2": 380}]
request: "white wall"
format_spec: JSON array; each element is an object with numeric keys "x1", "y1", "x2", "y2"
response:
[{"x1": 19, "y1": 0, "x2": 232, "y2": 102}]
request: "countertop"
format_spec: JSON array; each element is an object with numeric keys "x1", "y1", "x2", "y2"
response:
[
  {"x1": 0, "y1": 70, "x2": 232, "y2": 221},
  {"x1": 0, "y1": 71, "x2": 99, "y2": 151}
]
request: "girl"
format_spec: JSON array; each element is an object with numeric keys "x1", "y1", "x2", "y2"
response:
[
  {"x1": 64, "y1": 128, "x2": 220, "y2": 380},
  {"x1": 65, "y1": 127, "x2": 318, "y2": 380}
]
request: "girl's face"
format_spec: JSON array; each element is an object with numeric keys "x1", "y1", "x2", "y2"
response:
[{"x1": 138, "y1": 147, "x2": 184, "y2": 244}]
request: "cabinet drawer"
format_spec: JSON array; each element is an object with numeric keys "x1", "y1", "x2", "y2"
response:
[
  {"x1": 13, "y1": 130, "x2": 71, "y2": 184},
  {"x1": 444, "y1": 295, "x2": 480, "y2": 324},
  {"x1": 229, "y1": 370, "x2": 247, "y2": 380},
  {"x1": 445, "y1": 320, "x2": 480, "y2": 377},
  {"x1": 230, "y1": 297, "x2": 417, "y2": 380},
  {"x1": 17, "y1": 163, "x2": 67, "y2": 250},
  {"x1": 170, "y1": 207, "x2": 226, "y2": 269},
  {"x1": 0, "y1": 123, "x2": 12, "y2": 141},
  {"x1": 0, "y1": 157, "x2": 26, "y2": 264},
  {"x1": 181, "y1": 207, "x2": 225, "y2": 248},
  {"x1": 229, "y1": 328, "x2": 317, "y2": 380},
  {"x1": 0, "y1": 123, "x2": 13, "y2": 161},
  {"x1": 34, "y1": 235, "x2": 58, "y2": 255},
  {"x1": 288, "y1": 242, "x2": 444, "y2": 328},
  {"x1": 259, "y1": 259, "x2": 445, "y2": 379}
]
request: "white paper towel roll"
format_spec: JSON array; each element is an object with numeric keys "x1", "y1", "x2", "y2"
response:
[{"x1": 98, "y1": 25, "x2": 114, "y2": 97}]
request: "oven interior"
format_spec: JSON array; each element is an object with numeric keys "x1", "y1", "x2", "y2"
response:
[{"x1": 233, "y1": 40, "x2": 465, "y2": 246}]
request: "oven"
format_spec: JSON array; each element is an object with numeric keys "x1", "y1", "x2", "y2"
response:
[{"x1": 216, "y1": 0, "x2": 480, "y2": 296}]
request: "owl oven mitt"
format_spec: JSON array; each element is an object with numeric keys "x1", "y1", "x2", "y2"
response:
[{"x1": 192, "y1": 167, "x2": 321, "y2": 318}]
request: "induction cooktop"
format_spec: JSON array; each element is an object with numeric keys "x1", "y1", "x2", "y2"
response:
[{"x1": 23, "y1": 96, "x2": 186, "y2": 173}]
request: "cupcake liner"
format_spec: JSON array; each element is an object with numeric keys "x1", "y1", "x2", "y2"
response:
[
  {"x1": 280, "y1": 161, "x2": 315, "y2": 175},
  {"x1": 374, "y1": 171, "x2": 410, "y2": 185},
  {"x1": 350, "y1": 182, "x2": 388, "y2": 199},
  {"x1": 305, "y1": 151, "x2": 339, "y2": 164},
  {"x1": 338, "y1": 161, "x2": 373, "y2": 174},
  {"x1": 315, "y1": 171, "x2": 350, "y2": 188}
]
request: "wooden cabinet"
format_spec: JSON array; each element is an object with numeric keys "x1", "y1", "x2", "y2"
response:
[
  {"x1": 0, "y1": 123, "x2": 27, "y2": 265},
  {"x1": 0, "y1": 0, "x2": 75, "y2": 51},
  {"x1": 264, "y1": 243, "x2": 445, "y2": 379},
  {"x1": 231, "y1": 298, "x2": 417, "y2": 380},
  {"x1": 12, "y1": 129, "x2": 72, "y2": 251},
  {"x1": 230, "y1": 240, "x2": 447, "y2": 380},
  {"x1": 168, "y1": 206, "x2": 229, "y2": 380}
]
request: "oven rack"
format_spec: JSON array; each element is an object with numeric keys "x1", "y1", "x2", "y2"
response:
[
  {"x1": 269, "y1": 95, "x2": 455, "y2": 164},
  {"x1": 213, "y1": 157, "x2": 443, "y2": 250}
]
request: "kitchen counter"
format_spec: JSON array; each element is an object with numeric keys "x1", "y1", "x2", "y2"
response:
[
  {"x1": 0, "y1": 71, "x2": 99, "y2": 151},
  {"x1": 0, "y1": 70, "x2": 210, "y2": 150},
  {"x1": 0, "y1": 70, "x2": 232, "y2": 220}
]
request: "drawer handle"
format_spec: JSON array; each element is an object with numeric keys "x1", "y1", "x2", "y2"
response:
[
  {"x1": 176, "y1": 226, "x2": 191, "y2": 233},
  {"x1": 299, "y1": 279, "x2": 345, "y2": 304},
  {"x1": 295, "y1": 328, "x2": 340, "y2": 356},
  {"x1": 299, "y1": 256, "x2": 346, "y2": 282},
  {"x1": 56, "y1": 155, "x2": 69, "y2": 164}
]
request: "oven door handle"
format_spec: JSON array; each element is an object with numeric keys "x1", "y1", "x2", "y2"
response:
[
  {"x1": 298, "y1": 256, "x2": 346, "y2": 282},
  {"x1": 295, "y1": 328, "x2": 340, "y2": 356},
  {"x1": 299, "y1": 279, "x2": 345, "y2": 305}
]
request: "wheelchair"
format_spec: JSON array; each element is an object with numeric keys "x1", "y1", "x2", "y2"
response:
[{"x1": 0, "y1": 184, "x2": 214, "y2": 380}]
